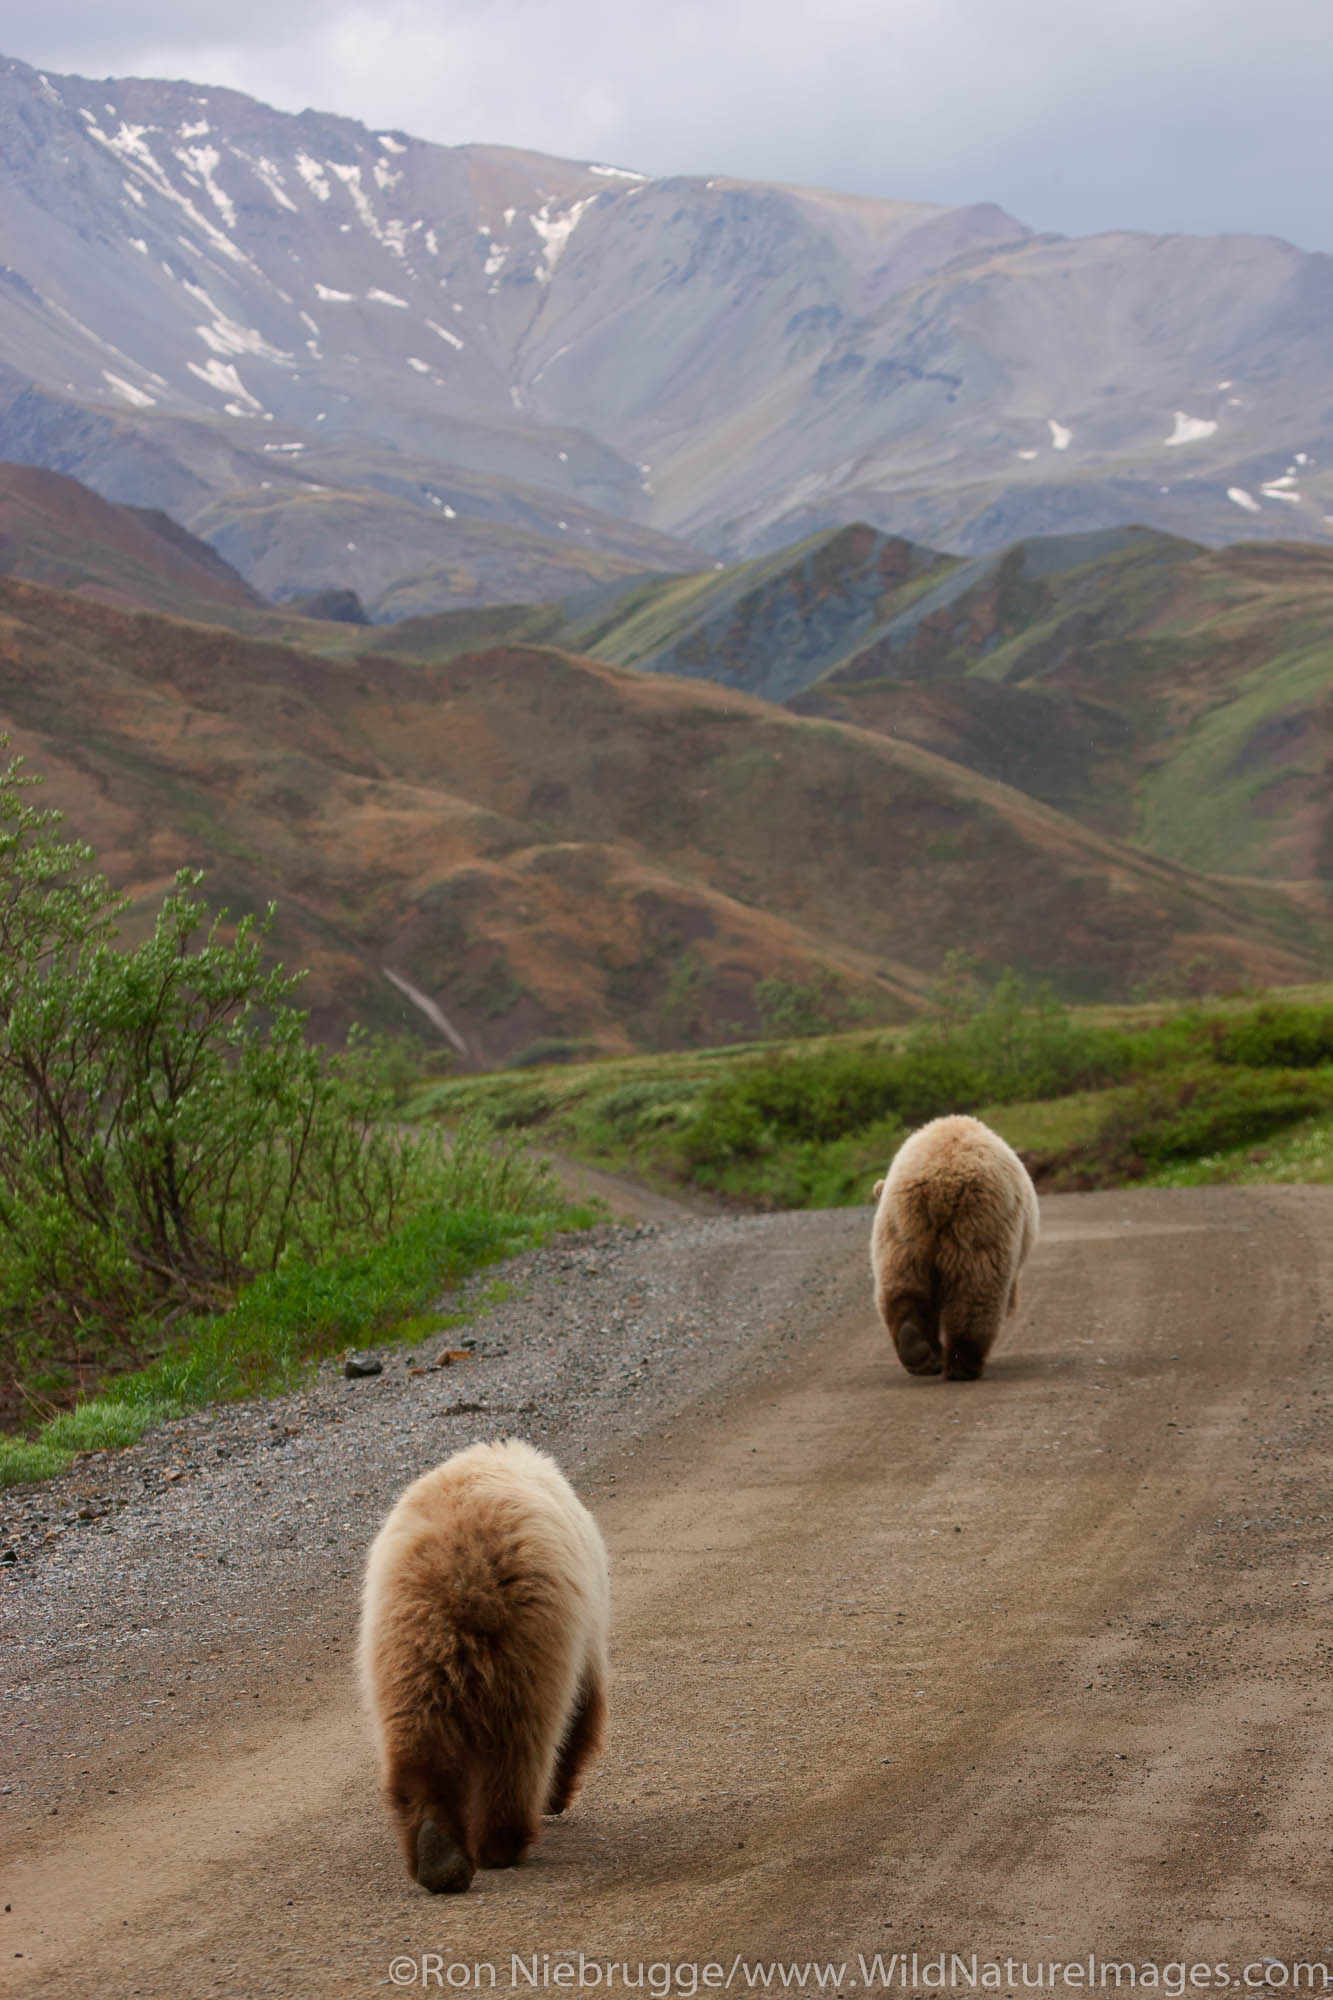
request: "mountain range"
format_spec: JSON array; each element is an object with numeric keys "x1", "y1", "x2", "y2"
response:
[{"x1": 1, "y1": 54, "x2": 1332, "y2": 615}]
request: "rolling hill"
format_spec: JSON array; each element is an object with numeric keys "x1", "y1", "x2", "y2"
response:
[
  {"x1": 388, "y1": 521, "x2": 1333, "y2": 894},
  {"x1": 1, "y1": 570, "x2": 1325, "y2": 1063}
]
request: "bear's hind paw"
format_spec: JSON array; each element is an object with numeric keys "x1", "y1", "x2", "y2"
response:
[
  {"x1": 895, "y1": 1320, "x2": 943, "y2": 1375},
  {"x1": 416, "y1": 1818, "x2": 475, "y2": 1894}
]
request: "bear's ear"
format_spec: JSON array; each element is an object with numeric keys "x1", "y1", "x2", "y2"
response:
[{"x1": 872, "y1": 1178, "x2": 885, "y2": 1199}]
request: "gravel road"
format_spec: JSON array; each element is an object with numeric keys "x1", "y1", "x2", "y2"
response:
[{"x1": 3, "y1": 1182, "x2": 1333, "y2": 1998}]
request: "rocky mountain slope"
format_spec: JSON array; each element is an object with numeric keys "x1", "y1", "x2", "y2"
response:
[
  {"x1": 1, "y1": 571, "x2": 1322, "y2": 1061},
  {"x1": 1, "y1": 53, "x2": 1331, "y2": 615}
]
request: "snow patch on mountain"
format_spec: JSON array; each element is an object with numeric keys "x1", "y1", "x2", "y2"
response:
[
  {"x1": 102, "y1": 370, "x2": 156, "y2": 408},
  {"x1": 48, "y1": 297, "x2": 168, "y2": 390},
  {"x1": 366, "y1": 288, "x2": 409, "y2": 308},
  {"x1": 239, "y1": 151, "x2": 299, "y2": 214},
  {"x1": 530, "y1": 198, "x2": 594, "y2": 280},
  {"x1": 293, "y1": 152, "x2": 331, "y2": 202},
  {"x1": 188, "y1": 357, "x2": 263, "y2": 411},
  {"x1": 314, "y1": 282, "x2": 356, "y2": 302},
  {"x1": 326, "y1": 161, "x2": 384, "y2": 245},
  {"x1": 184, "y1": 280, "x2": 291, "y2": 361},
  {"x1": 1047, "y1": 420, "x2": 1071, "y2": 451},
  {"x1": 80, "y1": 112, "x2": 252, "y2": 269},
  {"x1": 176, "y1": 144, "x2": 237, "y2": 230},
  {"x1": 427, "y1": 319, "x2": 464, "y2": 351},
  {"x1": 1164, "y1": 411, "x2": 1218, "y2": 447}
]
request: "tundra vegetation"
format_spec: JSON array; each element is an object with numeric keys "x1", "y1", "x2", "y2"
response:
[
  {"x1": 0, "y1": 749, "x2": 584, "y2": 1486},
  {"x1": 6, "y1": 732, "x2": 1333, "y2": 1487},
  {"x1": 410, "y1": 953, "x2": 1333, "y2": 1212}
]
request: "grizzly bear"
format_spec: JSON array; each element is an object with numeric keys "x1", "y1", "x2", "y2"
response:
[
  {"x1": 358, "y1": 1438, "x2": 610, "y2": 1893},
  {"x1": 870, "y1": 1114, "x2": 1038, "y2": 1381}
]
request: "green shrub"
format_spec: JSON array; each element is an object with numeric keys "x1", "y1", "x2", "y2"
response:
[
  {"x1": 1065, "y1": 1067, "x2": 1330, "y2": 1183},
  {"x1": 944, "y1": 970, "x2": 1128, "y2": 1100},
  {"x1": 0, "y1": 747, "x2": 558, "y2": 1410},
  {"x1": 1, "y1": 1152, "x2": 580, "y2": 1486},
  {"x1": 755, "y1": 970, "x2": 869, "y2": 1039},
  {"x1": 1213, "y1": 1004, "x2": 1333, "y2": 1069},
  {"x1": 680, "y1": 974, "x2": 1127, "y2": 1181}
]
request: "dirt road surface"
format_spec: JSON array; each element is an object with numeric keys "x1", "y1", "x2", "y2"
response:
[{"x1": 4, "y1": 1185, "x2": 1333, "y2": 1997}]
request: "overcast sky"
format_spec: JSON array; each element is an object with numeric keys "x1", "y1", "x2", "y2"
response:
[{"x1": 4, "y1": 0, "x2": 1332, "y2": 252}]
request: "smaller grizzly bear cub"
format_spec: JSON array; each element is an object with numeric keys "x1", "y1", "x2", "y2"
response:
[
  {"x1": 358, "y1": 1438, "x2": 610, "y2": 1894},
  {"x1": 870, "y1": 1113, "x2": 1038, "y2": 1381}
]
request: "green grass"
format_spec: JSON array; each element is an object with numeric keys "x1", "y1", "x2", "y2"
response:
[
  {"x1": 977, "y1": 1089, "x2": 1115, "y2": 1156},
  {"x1": 16, "y1": 986, "x2": 1333, "y2": 1488},
  {"x1": 409, "y1": 985, "x2": 1333, "y2": 1214},
  {"x1": 0, "y1": 1199, "x2": 596, "y2": 1489},
  {"x1": 1146, "y1": 1108, "x2": 1333, "y2": 1187},
  {"x1": 1135, "y1": 639, "x2": 1333, "y2": 875},
  {"x1": 0, "y1": 1108, "x2": 601, "y2": 1489}
]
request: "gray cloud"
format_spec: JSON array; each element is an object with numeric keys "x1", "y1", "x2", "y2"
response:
[{"x1": 5, "y1": 0, "x2": 1332, "y2": 251}]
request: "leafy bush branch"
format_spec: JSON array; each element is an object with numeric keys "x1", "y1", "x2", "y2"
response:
[{"x1": 0, "y1": 747, "x2": 561, "y2": 1416}]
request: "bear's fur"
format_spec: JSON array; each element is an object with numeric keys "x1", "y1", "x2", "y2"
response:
[
  {"x1": 358, "y1": 1438, "x2": 610, "y2": 1894},
  {"x1": 870, "y1": 1114, "x2": 1039, "y2": 1381}
]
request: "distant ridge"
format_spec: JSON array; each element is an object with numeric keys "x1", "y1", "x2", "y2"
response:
[{"x1": 0, "y1": 52, "x2": 1330, "y2": 616}]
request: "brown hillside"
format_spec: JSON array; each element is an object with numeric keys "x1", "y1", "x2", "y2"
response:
[
  {"x1": 0, "y1": 577, "x2": 1326, "y2": 1062},
  {"x1": 0, "y1": 462, "x2": 264, "y2": 619}
]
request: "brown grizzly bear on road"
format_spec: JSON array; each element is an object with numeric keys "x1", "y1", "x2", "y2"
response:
[
  {"x1": 871, "y1": 1114, "x2": 1039, "y2": 1381},
  {"x1": 358, "y1": 1439, "x2": 610, "y2": 1893}
]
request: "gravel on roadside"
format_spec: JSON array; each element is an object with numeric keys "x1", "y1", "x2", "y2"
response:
[{"x1": 0, "y1": 1206, "x2": 865, "y2": 1799}]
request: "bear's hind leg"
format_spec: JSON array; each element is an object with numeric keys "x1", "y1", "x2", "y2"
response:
[
  {"x1": 884, "y1": 1292, "x2": 942, "y2": 1375},
  {"x1": 387, "y1": 1745, "x2": 480, "y2": 1894},
  {"x1": 546, "y1": 1665, "x2": 608, "y2": 1816},
  {"x1": 478, "y1": 1803, "x2": 542, "y2": 1869},
  {"x1": 479, "y1": 1742, "x2": 551, "y2": 1868},
  {"x1": 941, "y1": 1294, "x2": 1005, "y2": 1380}
]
